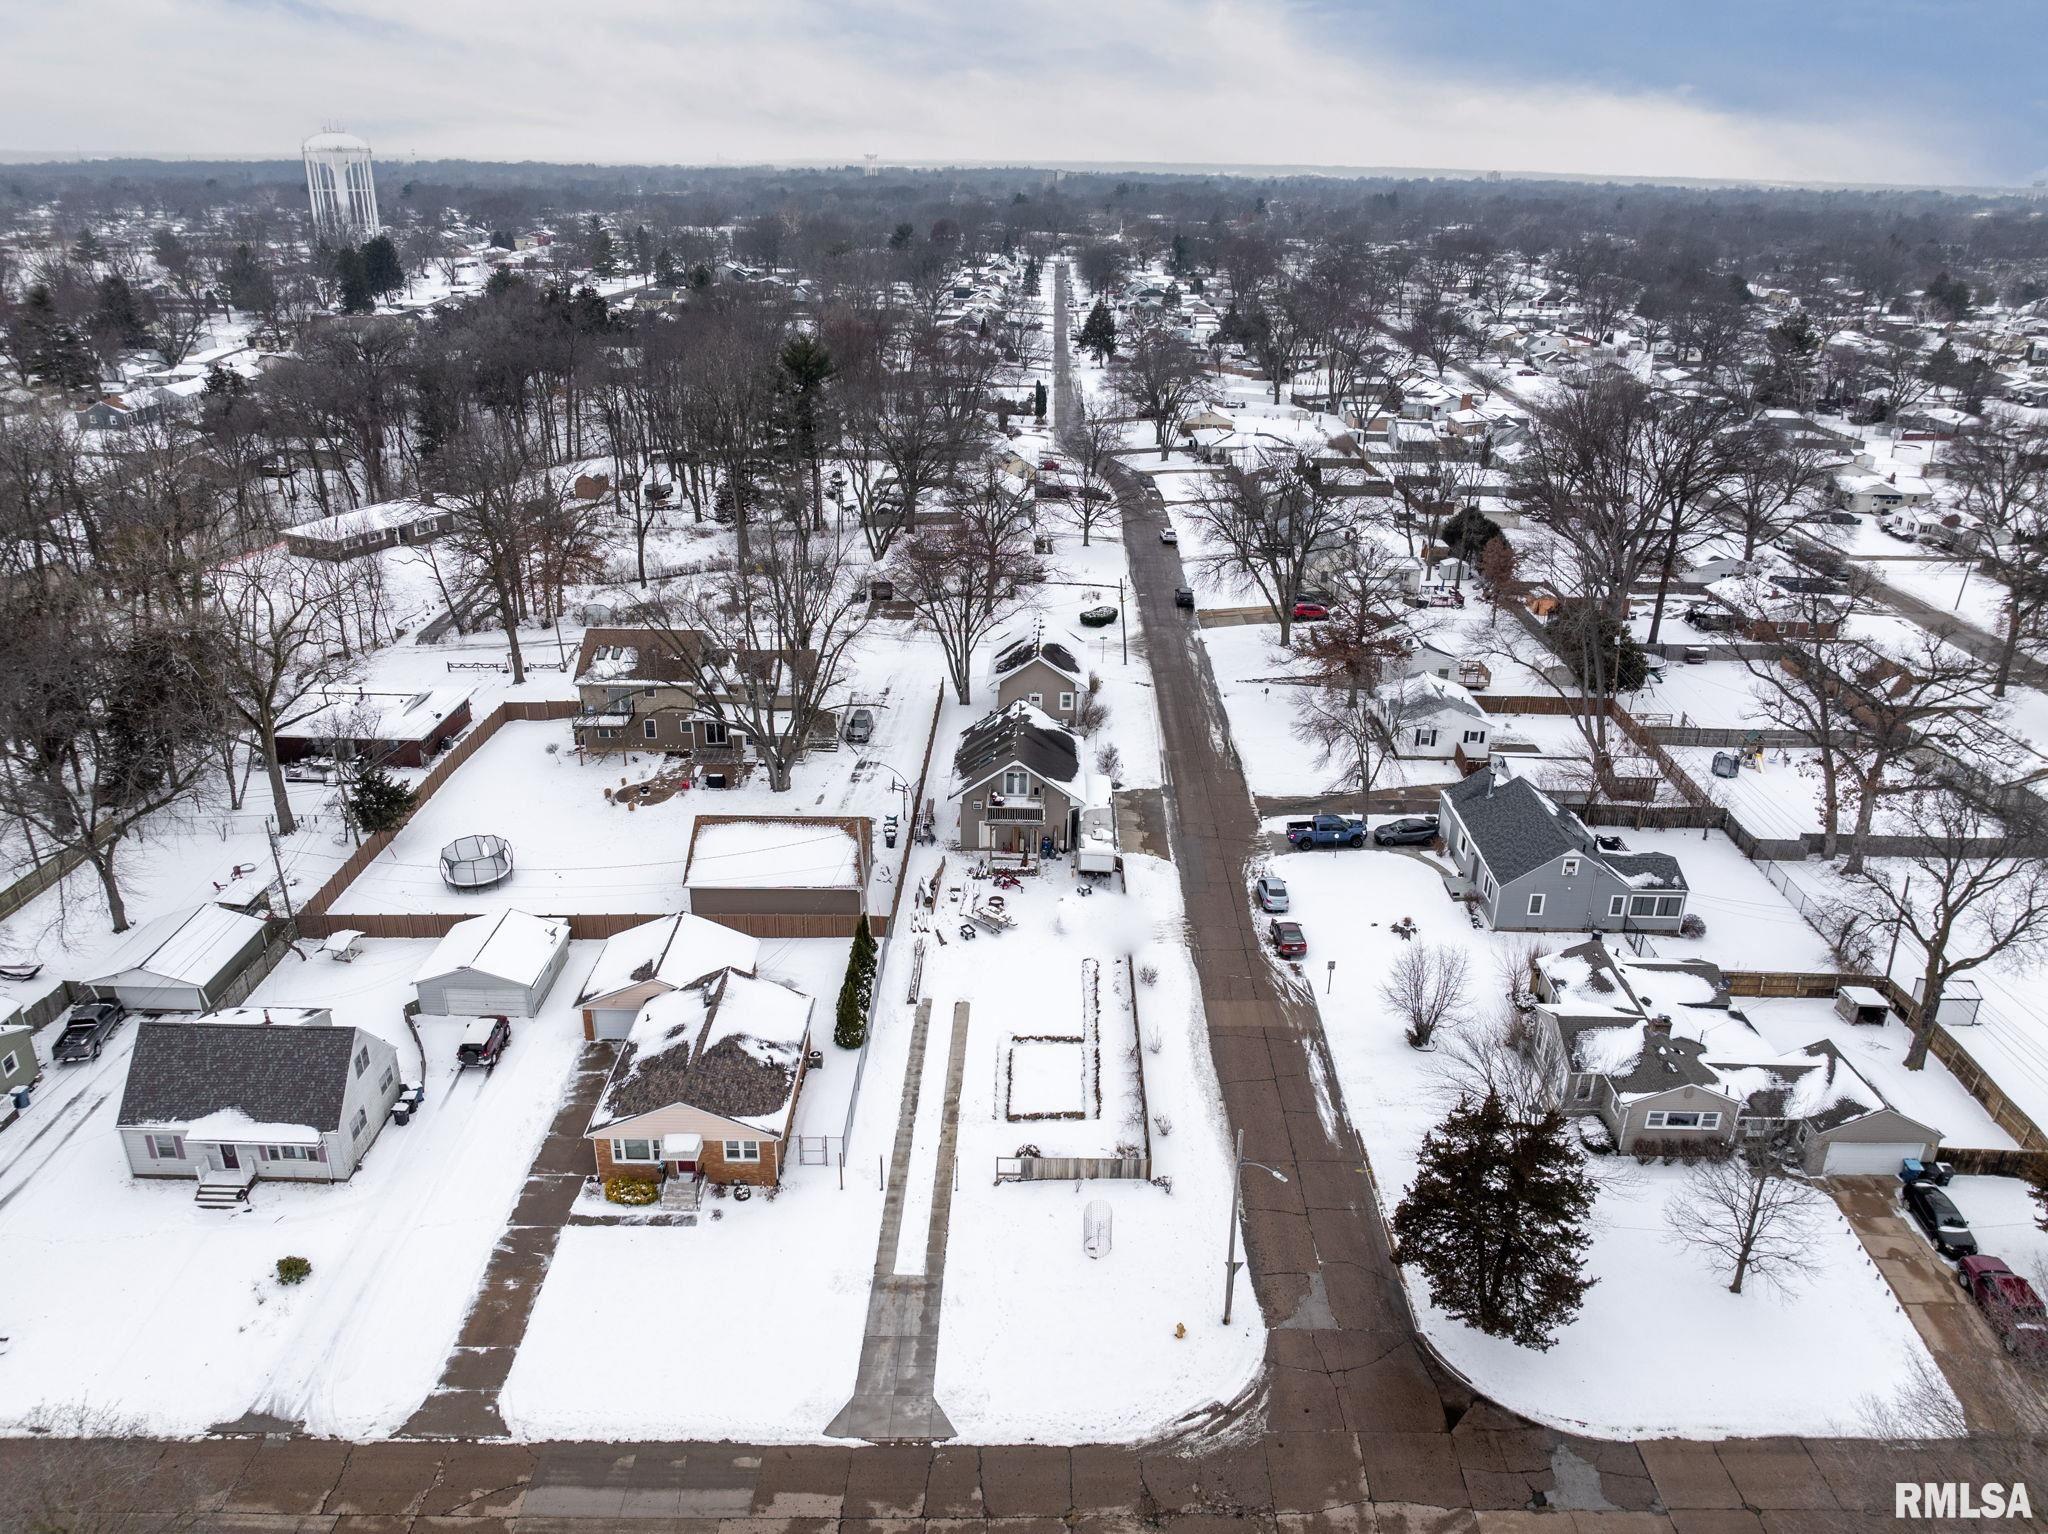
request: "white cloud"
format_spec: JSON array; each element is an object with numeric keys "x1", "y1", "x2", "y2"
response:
[{"x1": 1, "y1": 0, "x2": 1975, "y2": 186}]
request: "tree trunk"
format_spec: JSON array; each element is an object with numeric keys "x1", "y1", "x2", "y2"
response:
[
  {"x1": 262, "y1": 722, "x2": 297, "y2": 836},
  {"x1": 87, "y1": 838, "x2": 129, "y2": 933},
  {"x1": 502, "y1": 605, "x2": 527, "y2": 685},
  {"x1": 1994, "y1": 606, "x2": 2025, "y2": 697},
  {"x1": 1904, "y1": 964, "x2": 1941, "y2": 1071},
  {"x1": 1842, "y1": 776, "x2": 1882, "y2": 875}
]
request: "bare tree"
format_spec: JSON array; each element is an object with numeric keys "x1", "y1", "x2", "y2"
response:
[
  {"x1": 0, "y1": 1407, "x2": 205, "y2": 1533},
  {"x1": 1053, "y1": 396, "x2": 1124, "y2": 547},
  {"x1": 1185, "y1": 449, "x2": 1351, "y2": 645},
  {"x1": 1950, "y1": 411, "x2": 2048, "y2": 696},
  {"x1": 1382, "y1": 943, "x2": 1472, "y2": 1049},
  {"x1": 1717, "y1": 426, "x2": 1832, "y2": 562},
  {"x1": 207, "y1": 547, "x2": 358, "y2": 835},
  {"x1": 1433, "y1": 1004, "x2": 1567, "y2": 1125},
  {"x1": 1852, "y1": 785, "x2": 2048, "y2": 1071},
  {"x1": 1663, "y1": 1140, "x2": 1826, "y2": 1294},
  {"x1": 637, "y1": 519, "x2": 868, "y2": 793},
  {"x1": 890, "y1": 463, "x2": 1044, "y2": 703},
  {"x1": 1111, "y1": 316, "x2": 1206, "y2": 461}
]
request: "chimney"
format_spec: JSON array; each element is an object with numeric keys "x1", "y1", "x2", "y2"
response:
[{"x1": 1645, "y1": 1014, "x2": 1672, "y2": 1036}]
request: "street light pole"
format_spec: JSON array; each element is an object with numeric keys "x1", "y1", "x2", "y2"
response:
[{"x1": 1222, "y1": 1125, "x2": 1289, "y2": 1325}]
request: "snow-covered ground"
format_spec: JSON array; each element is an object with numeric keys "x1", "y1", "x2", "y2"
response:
[
  {"x1": 1264, "y1": 847, "x2": 1949, "y2": 1439},
  {"x1": 0, "y1": 938, "x2": 593, "y2": 1437}
]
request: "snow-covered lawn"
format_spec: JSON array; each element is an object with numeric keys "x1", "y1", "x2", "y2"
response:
[
  {"x1": 1944, "y1": 1175, "x2": 2048, "y2": 1296},
  {"x1": 1632, "y1": 659, "x2": 1775, "y2": 730},
  {"x1": 1266, "y1": 847, "x2": 1944, "y2": 1439},
  {"x1": 0, "y1": 939, "x2": 594, "y2": 1438}
]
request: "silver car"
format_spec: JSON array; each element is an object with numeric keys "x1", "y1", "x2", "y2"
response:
[
  {"x1": 1254, "y1": 876, "x2": 1289, "y2": 913},
  {"x1": 844, "y1": 708, "x2": 875, "y2": 744}
]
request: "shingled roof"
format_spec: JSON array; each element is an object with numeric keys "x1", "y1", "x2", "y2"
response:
[
  {"x1": 117, "y1": 1022, "x2": 360, "y2": 1132},
  {"x1": 952, "y1": 702, "x2": 1080, "y2": 798},
  {"x1": 1441, "y1": 770, "x2": 1594, "y2": 884},
  {"x1": 591, "y1": 969, "x2": 812, "y2": 1135}
]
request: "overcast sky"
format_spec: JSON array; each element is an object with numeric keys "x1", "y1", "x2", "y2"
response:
[{"x1": 6, "y1": 0, "x2": 2042, "y2": 188}]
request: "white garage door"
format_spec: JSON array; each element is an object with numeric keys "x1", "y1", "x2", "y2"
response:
[
  {"x1": 441, "y1": 986, "x2": 525, "y2": 1017},
  {"x1": 590, "y1": 1008, "x2": 636, "y2": 1041},
  {"x1": 1823, "y1": 1140, "x2": 1922, "y2": 1176}
]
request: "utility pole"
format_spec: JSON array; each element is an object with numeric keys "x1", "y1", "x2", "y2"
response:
[
  {"x1": 1222, "y1": 1125, "x2": 1288, "y2": 1325},
  {"x1": 1119, "y1": 576, "x2": 1128, "y2": 666},
  {"x1": 1884, "y1": 875, "x2": 1911, "y2": 981}
]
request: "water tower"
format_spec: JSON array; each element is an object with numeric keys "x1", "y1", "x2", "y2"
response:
[{"x1": 303, "y1": 129, "x2": 381, "y2": 241}]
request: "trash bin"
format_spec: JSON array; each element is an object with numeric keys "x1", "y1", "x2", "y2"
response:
[
  {"x1": 1711, "y1": 751, "x2": 1740, "y2": 779},
  {"x1": 1899, "y1": 1157, "x2": 1926, "y2": 1184},
  {"x1": 10, "y1": 1085, "x2": 29, "y2": 1111}
]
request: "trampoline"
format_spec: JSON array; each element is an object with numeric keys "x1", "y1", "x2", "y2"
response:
[{"x1": 439, "y1": 834, "x2": 515, "y2": 890}]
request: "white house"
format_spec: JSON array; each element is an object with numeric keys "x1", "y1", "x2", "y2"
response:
[
  {"x1": 1380, "y1": 675, "x2": 1492, "y2": 762},
  {"x1": 86, "y1": 904, "x2": 273, "y2": 1013},
  {"x1": 117, "y1": 1012, "x2": 404, "y2": 1201},
  {"x1": 414, "y1": 909, "x2": 572, "y2": 1018}
]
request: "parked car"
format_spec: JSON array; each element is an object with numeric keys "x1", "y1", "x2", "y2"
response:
[
  {"x1": 1902, "y1": 1180, "x2": 1978, "y2": 1258},
  {"x1": 1372, "y1": 816, "x2": 1440, "y2": 847},
  {"x1": 1268, "y1": 919, "x2": 1308, "y2": 959},
  {"x1": 1287, "y1": 814, "x2": 1367, "y2": 849},
  {"x1": 1292, "y1": 599, "x2": 1330, "y2": 621},
  {"x1": 1254, "y1": 876, "x2": 1289, "y2": 912},
  {"x1": 1158, "y1": 527, "x2": 1179, "y2": 545},
  {"x1": 844, "y1": 707, "x2": 875, "y2": 744},
  {"x1": 457, "y1": 1016, "x2": 513, "y2": 1072},
  {"x1": 1079, "y1": 605, "x2": 1119, "y2": 628},
  {"x1": 54, "y1": 1000, "x2": 126, "y2": 1064},
  {"x1": 1174, "y1": 586, "x2": 1195, "y2": 609},
  {"x1": 1956, "y1": 1256, "x2": 2048, "y2": 1359}
]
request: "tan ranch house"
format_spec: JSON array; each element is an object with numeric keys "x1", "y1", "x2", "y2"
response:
[
  {"x1": 586, "y1": 966, "x2": 816, "y2": 1193},
  {"x1": 951, "y1": 701, "x2": 1085, "y2": 855}
]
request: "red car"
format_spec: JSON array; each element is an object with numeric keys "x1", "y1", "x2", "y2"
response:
[
  {"x1": 1269, "y1": 919, "x2": 1308, "y2": 958},
  {"x1": 1291, "y1": 599, "x2": 1329, "y2": 621},
  {"x1": 1957, "y1": 1256, "x2": 2048, "y2": 1359}
]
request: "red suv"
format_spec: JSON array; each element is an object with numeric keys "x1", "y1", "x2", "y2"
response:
[{"x1": 1958, "y1": 1256, "x2": 2048, "y2": 1360}]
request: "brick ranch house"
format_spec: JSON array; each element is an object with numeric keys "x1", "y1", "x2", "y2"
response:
[{"x1": 585, "y1": 966, "x2": 816, "y2": 1191}]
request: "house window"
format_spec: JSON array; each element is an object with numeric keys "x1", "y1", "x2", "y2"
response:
[
  {"x1": 1463, "y1": 729, "x2": 1486, "y2": 743},
  {"x1": 146, "y1": 1133, "x2": 185, "y2": 1160},
  {"x1": 1608, "y1": 895, "x2": 1624, "y2": 917},
  {"x1": 1561, "y1": 857, "x2": 1580, "y2": 877},
  {"x1": 262, "y1": 1144, "x2": 312, "y2": 1162},
  {"x1": 1027, "y1": 692, "x2": 1043, "y2": 707},
  {"x1": 723, "y1": 1140, "x2": 762, "y2": 1162},
  {"x1": 0, "y1": 1050, "x2": 16, "y2": 1078},
  {"x1": 350, "y1": 1107, "x2": 369, "y2": 1140},
  {"x1": 353, "y1": 1046, "x2": 370, "y2": 1078},
  {"x1": 1526, "y1": 893, "x2": 1546, "y2": 917},
  {"x1": 596, "y1": 727, "x2": 619, "y2": 741},
  {"x1": 1572, "y1": 1076, "x2": 1594, "y2": 1102},
  {"x1": 1058, "y1": 691, "x2": 1076, "y2": 712},
  {"x1": 379, "y1": 1066, "x2": 395, "y2": 1094},
  {"x1": 1630, "y1": 895, "x2": 1656, "y2": 916},
  {"x1": 1645, "y1": 1110, "x2": 1721, "y2": 1130},
  {"x1": 1414, "y1": 728, "x2": 1438, "y2": 748},
  {"x1": 611, "y1": 1138, "x2": 658, "y2": 1163},
  {"x1": 1001, "y1": 769, "x2": 1032, "y2": 797},
  {"x1": 702, "y1": 720, "x2": 730, "y2": 746},
  {"x1": 1656, "y1": 896, "x2": 1682, "y2": 917},
  {"x1": 643, "y1": 718, "x2": 658, "y2": 739}
]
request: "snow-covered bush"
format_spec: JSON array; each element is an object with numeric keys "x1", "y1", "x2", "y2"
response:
[
  {"x1": 275, "y1": 1256, "x2": 312, "y2": 1286},
  {"x1": 604, "y1": 1174, "x2": 659, "y2": 1206}
]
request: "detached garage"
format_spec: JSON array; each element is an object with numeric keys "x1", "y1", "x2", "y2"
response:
[
  {"x1": 575, "y1": 912, "x2": 762, "y2": 1041},
  {"x1": 87, "y1": 904, "x2": 272, "y2": 1012},
  {"x1": 414, "y1": 910, "x2": 571, "y2": 1018}
]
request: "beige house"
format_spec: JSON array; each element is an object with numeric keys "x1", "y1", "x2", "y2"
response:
[
  {"x1": 951, "y1": 702, "x2": 1085, "y2": 855},
  {"x1": 586, "y1": 967, "x2": 815, "y2": 1190},
  {"x1": 574, "y1": 913, "x2": 763, "y2": 1041},
  {"x1": 987, "y1": 622, "x2": 1087, "y2": 726},
  {"x1": 572, "y1": 626, "x2": 729, "y2": 758}
]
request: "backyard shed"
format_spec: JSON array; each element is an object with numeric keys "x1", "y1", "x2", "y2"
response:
[
  {"x1": 86, "y1": 904, "x2": 273, "y2": 1013},
  {"x1": 1834, "y1": 986, "x2": 1892, "y2": 1027},
  {"x1": 683, "y1": 815, "x2": 871, "y2": 938},
  {"x1": 414, "y1": 909, "x2": 571, "y2": 1018}
]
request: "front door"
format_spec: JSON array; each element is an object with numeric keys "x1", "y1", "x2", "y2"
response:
[
  {"x1": 672, "y1": 1158, "x2": 696, "y2": 1176},
  {"x1": 218, "y1": 1144, "x2": 240, "y2": 1171}
]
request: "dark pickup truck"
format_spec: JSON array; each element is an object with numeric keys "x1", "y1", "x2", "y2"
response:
[
  {"x1": 54, "y1": 1000, "x2": 126, "y2": 1064},
  {"x1": 1285, "y1": 815, "x2": 1367, "y2": 849}
]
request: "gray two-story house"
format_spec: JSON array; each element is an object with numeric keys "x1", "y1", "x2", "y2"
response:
[
  {"x1": 987, "y1": 622, "x2": 1088, "y2": 727},
  {"x1": 1437, "y1": 766, "x2": 1689, "y2": 934},
  {"x1": 951, "y1": 702, "x2": 1084, "y2": 855}
]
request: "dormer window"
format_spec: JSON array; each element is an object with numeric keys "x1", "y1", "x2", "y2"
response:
[
  {"x1": 1561, "y1": 857, "x2": 1580, "y2": 877},
  {"x1": 1002, "y1": 770, "x2": 1032, "y2": 797}
]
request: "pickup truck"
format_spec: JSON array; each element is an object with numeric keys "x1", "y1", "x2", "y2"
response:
[
  {"x1": 54, "y1": 1000, "x2": 126, "y2": 1064},
  {"x1": 1285, "y1": 815, "x2": 1367, "y2": 850}
]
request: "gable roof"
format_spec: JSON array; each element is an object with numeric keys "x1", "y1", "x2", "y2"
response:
[
  {"x1": 90, "y1": 904, "x2": 268, "y2": 988},
  {"x1": 1440, "y1": 770, "x2": 1594, "y2": 884},
  {"x1": 988, "y1": 620, "x2": 1085, "y2": 687},
  {"x1": 952, "y1": 701, "x2": 1081, "y2": 798},
  {"x1": 590, "y1": 968, "x2": 813, "y2": 1135},
  {"x1": 417, "y1": 909, "x2": 569, "y2": 989},
  {"x1": 117, "y1": 1022, "x2": 363, "y2": 1132},
  {"x1": 578, "y1": 913, "x2": 761, "y2": 1006}
]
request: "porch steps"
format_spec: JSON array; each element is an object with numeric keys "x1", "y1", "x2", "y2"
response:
[
  {"x1": 660, "y1": 1176, "x2": 702, "y2": 1212},
  {"x1": 194, "y1": 1181, "x2": 251, "y2": 1209}
]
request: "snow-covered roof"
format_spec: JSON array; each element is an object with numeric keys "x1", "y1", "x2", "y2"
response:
[
  {"x1": 417, "y1": 909, "x2": 570, "y2": 988},
  {"x1": 286, "y1": 500, "x2": 445, "y2": 545},
  {"x1": 684, "y1": 820, "x2": 861, "y2": 890},
  {"x1": 90, "y1": 904, "x2": 268, "y2": 989},
  {"x1": 182, "y1": 1107, "x2": 321, "y2": 1146},
  {"x1": 577, "y1": 913, "x2": 761, "y2": 1006},
  {"x1": 284, "y1": 687, "x2": 471, "y2": 745},
  {"x1": 591, "y1": 968, "x2": 813, "y2": 1135}
]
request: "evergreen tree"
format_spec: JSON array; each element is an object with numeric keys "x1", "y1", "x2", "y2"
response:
[
  {"x1": 654, "y1": 246, "x2": 680, "y2": 286},
  {"x1": 1077, "y1": 299, "x2": 1117, "y2": 361},
  {"x1": 20, "y1": 285, "x2": 96, "y2": 390},
  {"x1": 1034, "y1": 379, "x2": 1048, "y2": 422},
  {"x1": 488, "y1": 228, "x2": 515, "y2": 251},
  {"x1": 360, "y1": 234, "x2": 404, "y2": 299},
  {"x1": 334, "y1": 246, "x2": 374, "y2": 313},
  {"x1": 1392, "y1": 1091, "x2": 1596, "y2": 1350},
  {"x1": 1441, "y1": 505, "x2": 1502, "y2": 564},
  {"x1": 833, "y1": 915, "x2": 879, "y2": 1049},
  {"x1": 342, "y1": 756, "x2": 416, "y2": 836},
  {"x1": 888, "y1": 221, "x2": 915, "y2": 251},
  {"x1": 93, "y1": 274, "x2": 151, "y2": 348},
  {"x1": 223, "y1": 242, "x2": 275, "y2": 316},
  {"x1": 1545, "y1": 601, "x2": 1649, "y2": 694},
  {"x1": 631, "y1": 224, "x2": 654, "y2": 275},
  {"x1": 1169, "y1": 233, "x2": 1192, "y2": 275},
  {"x1": 70, "y1": 227, "x2": 107, "y2": 268},
  {"x1": 588, "y1": 217, "x2": 617, "y2": 278}
]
